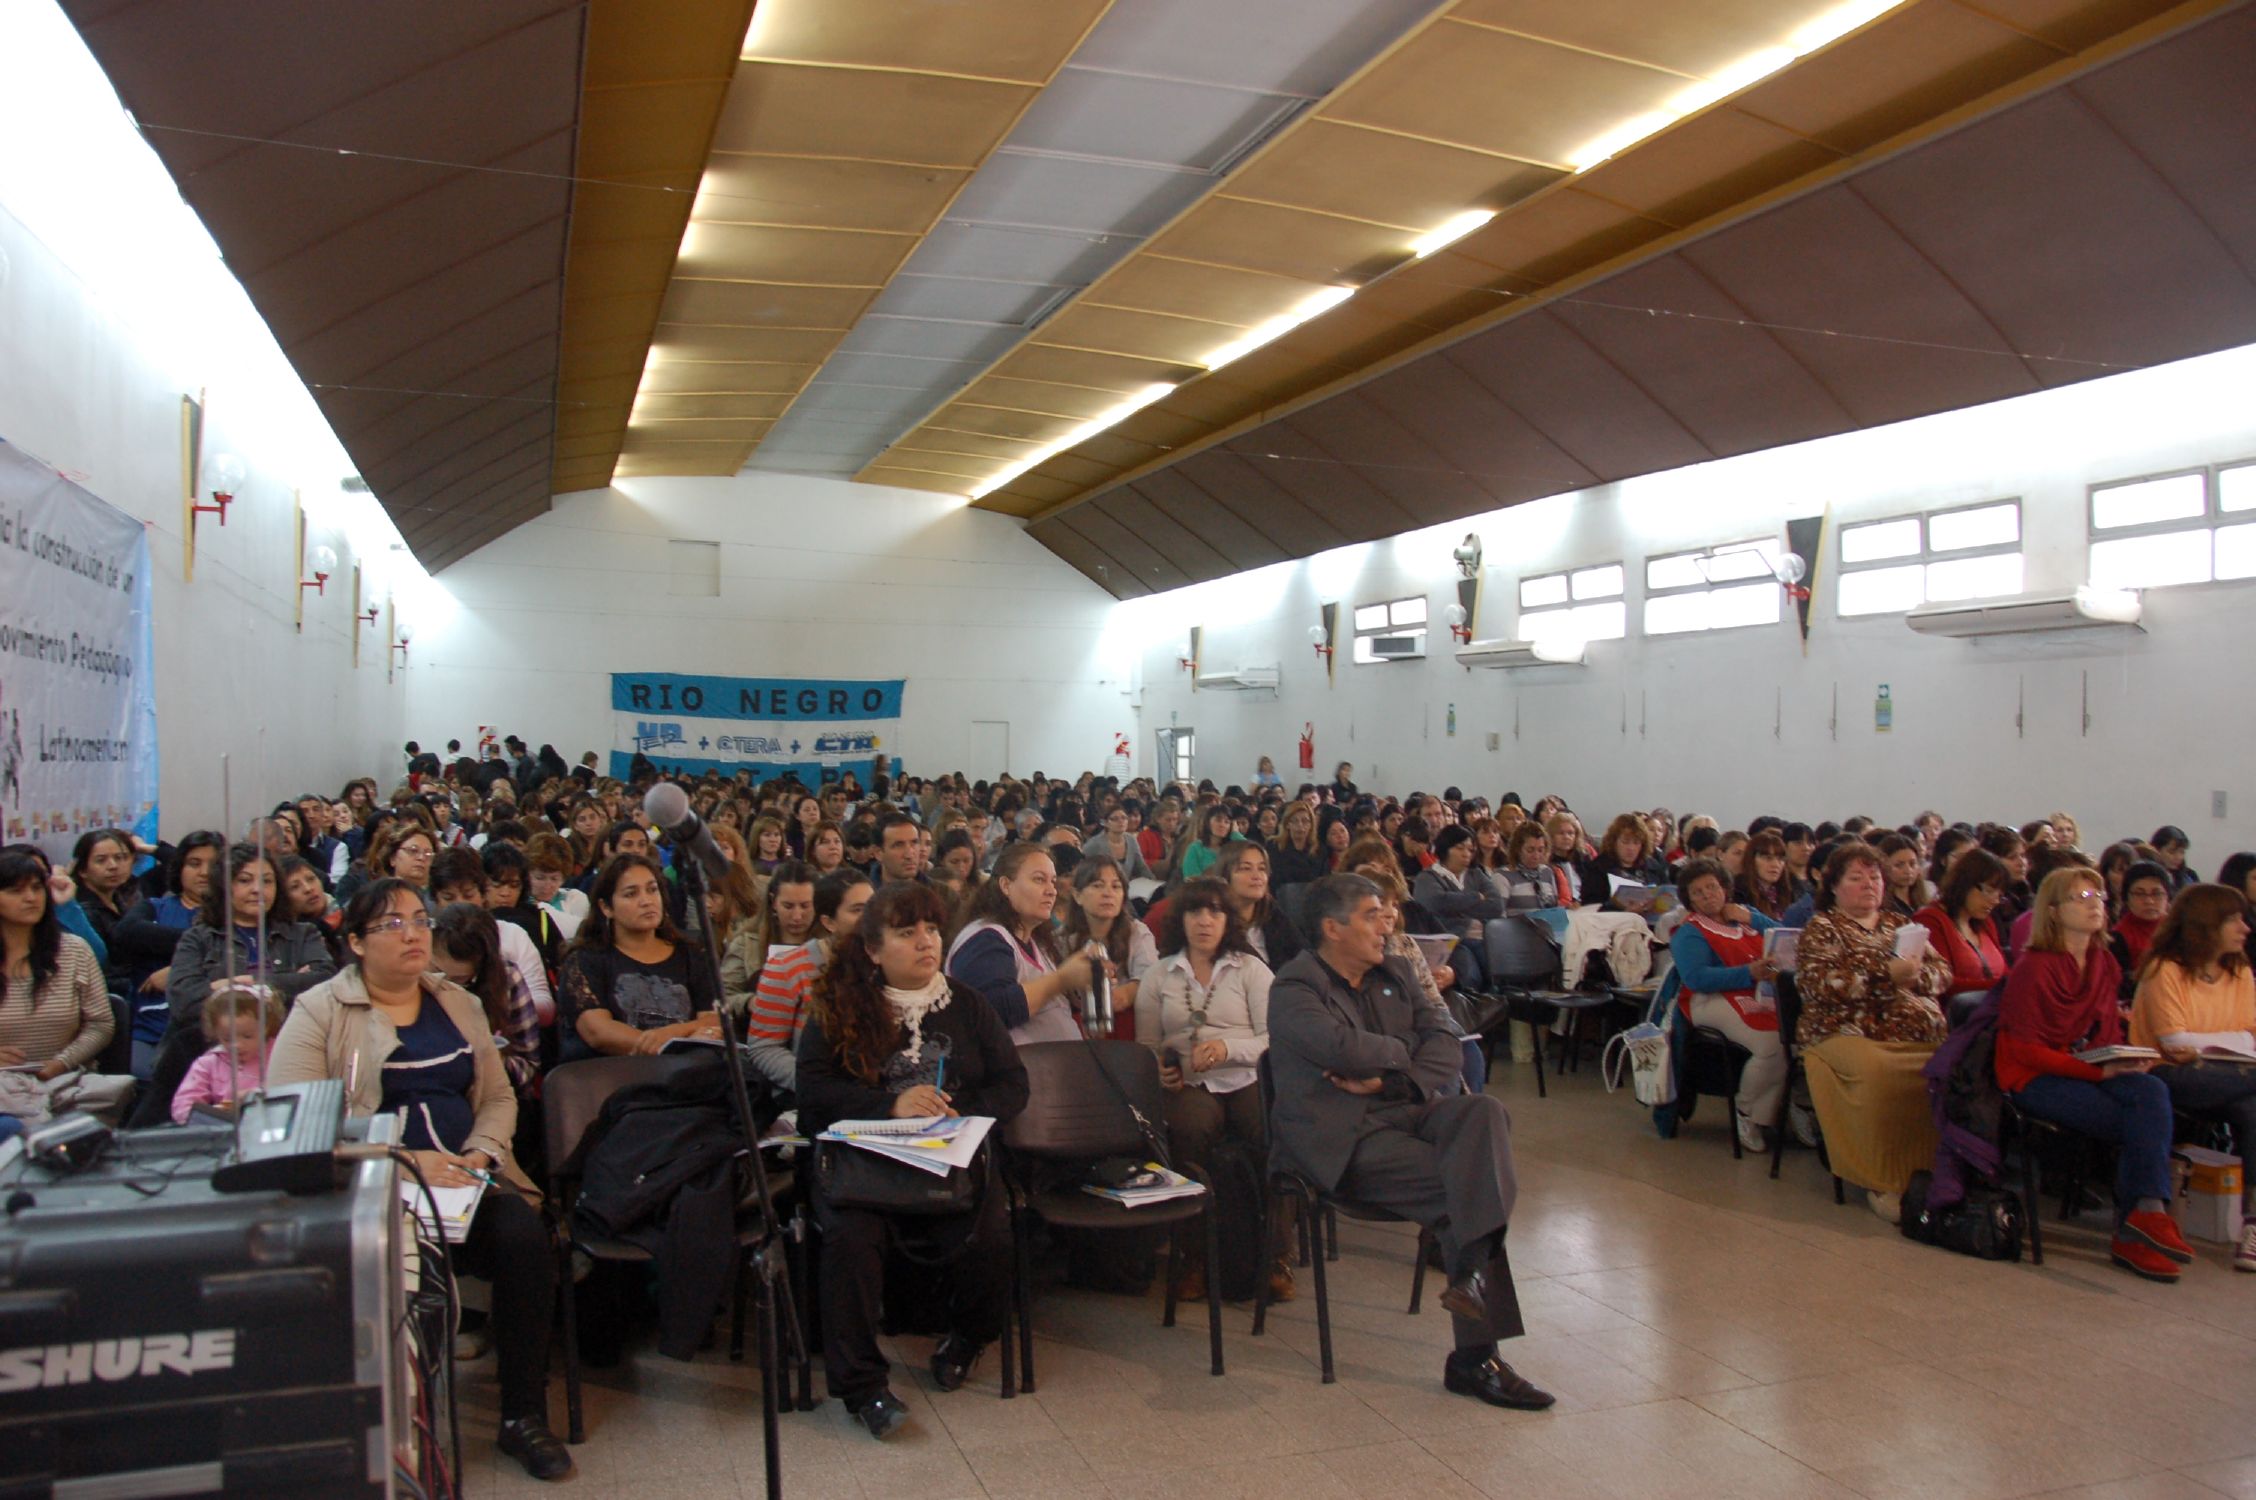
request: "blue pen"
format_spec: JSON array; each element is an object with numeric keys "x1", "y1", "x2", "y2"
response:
[{"x1": 934, "y1": 1057, "x2": 947, "y2": 1093}]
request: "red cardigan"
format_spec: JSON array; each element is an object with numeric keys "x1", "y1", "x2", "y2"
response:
[
  {"x1": 1995, "y1": 946, "x2": 2123, "y2": 1093},
  {"x1": 1912, "y1": 904, "x2": 2005, "y2": 995}
]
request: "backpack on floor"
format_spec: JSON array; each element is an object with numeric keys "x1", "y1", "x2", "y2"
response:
[
  {"x1": 1204, "y1": 1136, "x2": 1268, "y2": 1302},
  {"x1": 1901, "y1": 1169, "x2": 2022, "y2": 1261}
]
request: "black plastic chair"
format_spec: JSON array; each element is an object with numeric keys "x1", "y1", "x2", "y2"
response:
[
  {"x1": 1683, "y1": 1023, "x2": 1755, "y2": 1159},
  {"x1": 1766, "y1": 974, "x2": 1838, "y2": 1194},
  {"x1": 1000, "y1": 1041, "x2": 1223, "y2": 1393},
  {"x1": 543, "y1": 1055, "x2": 808, "y2": 1443},
  {"x1": 99, "y1": 994, "x2": 132, "y2": 1077},
  {"x1": 1484, "y1": 913, "x2": 1601, "y2": 1097},
  {"x1": 1248, "y1": 1054, "x2": 1433, "y2": 1384}
]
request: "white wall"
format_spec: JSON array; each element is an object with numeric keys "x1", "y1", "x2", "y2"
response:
[
  {"x1": 1116, "y1": 342, "x2": 2256, "y2": 858},
  {"x1": 403, "y1": 475, "x2": 1128, "y2": 781},
  {"x1": 0, "y1": 204, "x2": 407, "y2": 832}
]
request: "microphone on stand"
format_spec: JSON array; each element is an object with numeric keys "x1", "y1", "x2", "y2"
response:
[{"x1": 643, "y1": 782, "x2": 731, "y2": 883}]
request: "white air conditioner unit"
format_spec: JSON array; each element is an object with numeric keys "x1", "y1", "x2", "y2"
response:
[
  {"x1": 1454, "y1": 637, "x2": 1586, "y2": 669},
  {"x1": 1905, "y1": 586, "x2": 2141, "y2": 639},
  {"x1": 1194, "y1": 664, "x2": 1281, "y2": 693}
]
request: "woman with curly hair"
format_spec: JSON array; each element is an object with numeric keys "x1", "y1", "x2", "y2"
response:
[{"x1": 794, "y1": 881, "x2": 1027, "y2": 1440}]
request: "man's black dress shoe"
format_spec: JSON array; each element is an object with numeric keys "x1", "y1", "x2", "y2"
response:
[
  {"x1": 497, "y1": 1417, "x2": 575, "y2": 1480},
  {"x1": 1444, "y1": 1355, "x2": 1557, "y2": 1411},
  {"x1": 849, "y1": 1389, "x2": 910, "y2": 1439}
]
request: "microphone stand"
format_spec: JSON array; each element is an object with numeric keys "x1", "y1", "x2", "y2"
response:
[{"x1": 665, "y1": 838, "x2": 816, "y2": 1500}]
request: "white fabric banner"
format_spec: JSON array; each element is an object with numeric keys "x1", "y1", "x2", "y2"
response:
[{"x1": 0, "y1": 439, "x2": 160, "y2": 856}]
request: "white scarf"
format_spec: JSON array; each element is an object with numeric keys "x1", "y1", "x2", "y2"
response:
[{"x1": 885, "y1": 973, "x2": 952, "y2": 1064}]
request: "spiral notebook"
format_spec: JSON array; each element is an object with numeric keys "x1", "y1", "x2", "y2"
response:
[{"x1": 817, "y1": 1115, "x2": 993, "y2": 1176}]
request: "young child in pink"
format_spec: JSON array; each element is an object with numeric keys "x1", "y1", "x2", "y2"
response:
[{"x1": 170, "y1": 983, "x2": 282, "y2": 1123}]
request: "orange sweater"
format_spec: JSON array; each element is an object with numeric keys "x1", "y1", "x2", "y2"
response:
[{"x1": 2128, "y1": 961, "x2": 2256, "y2": 1050}]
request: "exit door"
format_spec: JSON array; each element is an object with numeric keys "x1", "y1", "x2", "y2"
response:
[{"x1": 1155, "y1": 727, "x2": 1194, "y2": 785}]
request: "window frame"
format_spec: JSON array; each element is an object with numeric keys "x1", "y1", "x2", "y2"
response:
[
  {"x1": 1834, "y1": 499, "x2": 2024, "y2": 618},
  {"x1": 2085, "y1": 459, "x2": 2256, "y2": 593},
  {"x1": 1516, "y1": 562, "x2": 1626, "y2": 643},
  {"x1": 1641, "y1": 537, "x2": 1785, "y2": 637},
  {"x1": 1350, "y1": 594, "x2": 1429, "y2": 665}
]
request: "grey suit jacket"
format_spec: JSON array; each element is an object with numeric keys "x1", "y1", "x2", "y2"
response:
[{"x1": 1266, "y1": 948, "x2": 1467, "y2": 1191}]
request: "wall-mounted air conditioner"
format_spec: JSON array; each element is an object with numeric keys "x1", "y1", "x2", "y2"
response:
[
  {"x1": 1454, "y1": 637, "x2": 1586, "y2": 669},
  {"x1": 1194, "y1": 664, "x2": 1281, "y2": 693},
  {"x1": 1905, "y1": 586, "x2": 2141, "y2": 639}
]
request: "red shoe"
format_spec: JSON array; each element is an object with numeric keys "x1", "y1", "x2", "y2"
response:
[
  {"x1": 2121, "y1": 1210, "x2": 2195, "y2": 1265},
  {"x1": 2110, "y1": 1236, "x2": 2183, "y2": 1283}
]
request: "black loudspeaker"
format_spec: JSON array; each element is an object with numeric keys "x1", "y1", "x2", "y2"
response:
[{"x1": 0, "y1": 1121, "x2": 410, "y2": 1497}]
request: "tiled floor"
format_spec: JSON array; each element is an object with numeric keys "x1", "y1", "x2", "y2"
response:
[{"x1": 459, "y1": 1058, "x2": 2256, "y2": 1499}]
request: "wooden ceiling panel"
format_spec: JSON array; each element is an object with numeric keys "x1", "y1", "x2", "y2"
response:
[
  {"x1": 954, "y1": 376, "x2": 1136, "y2": 421},
  {"x1": 639, "y1": 358, "x2": 821, "y2": 392},
  {"x1": 676, "y1": 222, "x2": 913, "y2": 284},
  {"x1": 1222, "y1": 120, "x2": 1564, "y2": 235},
  {"x1": 995, "y1": 344, "x2": 1199, "y2": 395},
  {"x1": 1088, "y1": 257, "x2": 1307, "y2": 326},
  {"x1": 1099, "y1": 489, "x2": 1240, "y2": 579},
  {"x1": 649, "y1": 324, "x2": 844, "y2": 361},
  {"x1": 710, "y1": 62, "x2": 1031, "y2": 169},
  {"x1": 1443, "y1": 311, "x2": 1719, "y2": 480},
  {"x1": 1026, "y1": 515, "x2": 1154, "y2": 598},
  {"x1": 1145, "y1": 198, "x2": 1421, "y2": 287},
  {"x1": 1321, "y1": 21, "x2": 1689, "y2": 170},
  {"x1": 1735, "y1": 3, "x2": 2062, "y2": 153},
  {"x1": 576, "y1": 81, "x2": 731, "y2": 181},
  {"x1": 1031, "y1": 304, "x2": 1242, "y2": 369},
  {"x1": 745, "y1": 0, "x2": 1108, "y2": 83},
  {"x1": 1128, "y1": 470, "x2": 1294, "y2": 571},
  {"x1": 1354, "y1": 358, "x2": 1600, "y2": 503},
  {"x1": 894, "y1": 430, "x2": 1043, "y2": 462},
  {"x1": 1570, "y1": 106, "x2": 1843, "y2": 227},
  {"x1": 1957, "y1": 0, "x2": 2188, "y2": 51},
  {"x1": 1449, "y1": 0, "x2": 1832, "y2": 77},
  {"x1": 1446, "y1": 189, "x2": 1670, "y2": 289},
  {"x1": 631, "y1": 393, "x2": 796, "y2": 420},
  {"x1": 628, "y1": 417, "x2": 776, "y2": 441},
  {"x1": 697, "y1": 154, "x2": 969, "y2": 234},
  {"x1": 616, "y1": 444, "x2": 758, "y2": 476},
  {"x1": 926, "y1": 405, "x2": 1061, "y2": 441},
  {"x1": 659, "y1": 278, "x2": 873, "y2": 328}
]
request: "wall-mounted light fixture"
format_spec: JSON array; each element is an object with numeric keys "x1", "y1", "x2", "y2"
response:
[
  {"x1": 194, "y1": 452, "x2": 243, "y2": 529},
  {"x1": 300, "y1": 544, "x2": 338, "y2": 597},
  {"x1": 1444, "y1": 602, "x2": 1473, "y2": 645},
  {"x1": 1306, "y1": 623, "x2": 1333, "y2": 663}
]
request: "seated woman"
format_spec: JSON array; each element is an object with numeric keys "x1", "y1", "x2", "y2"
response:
[
  {"x1": 1272, "y1": 803, "x2": 1328, "y2": 887},
  {"x1": 521, "y1": 834, "x2": 589, "y2": 940},
  {"x1": 1176, "y1": 803, "x2": 1236, "y2": 882},
  {"x1": 2110, "y1": 860, "x2": 2172, "y2": 992},
  {"x1": 795, "y1": 881, "x2": 1027, "y2": 1438},
  {"x1": 1137, "y1": 876, "x2": 1287, "y2": 1301},
  {"x1": 1215, "y1": 841, "x2": 1303, "y2": 972},
  {"x1": 1979, "y1": 826, "x2": 2033, "y2": 932},
  {"x1": 1733, "y1": 830, "x2": 1794, "y2": 922},
  {"x1": 1999, "y1": 868, "x2": 2190, "y2": 1282},
  {"x1": 1060, "y1": 856, "x2": 1156, "y2": 1040},
  {"x1": 1496, "y1": 822, "x2": 1563, "y2": 913},
  {"x1": 1912, "y1": 849, "x2": 2010, "y2": 998},
  {"x1": 944, "y1": 844, "x2": 1098, "y2": 1045},
  {"x1": 1315, "y1": 807, "x2": 1353, "y2": 872},
  {"x1": 429, "y1": 849, "x2": 554, "y2": 1038},
  {"x1": 0, "y1": 847, "x2": 128, "y2": 1125},
  {"x1": 1580, "y1": 813, "x2": 1668, "y2": 914},
  {"x1": 1877, "y1": 833, "x2": 1931, "y2": 918},
  {"x1": 134, "y1": 844, "x2": 337, "y2": 1128},
  {"x1": 556, "y1": 854, "x2": 722, "y2": 1062},
  {"x1": 1668, "y1": 857, "x2": 1784, "y2": 1154},
  {"x1": 269, "y1": 880, "x2": 568, "y2": 1480},
  {"x1": 747, "y1": 815, "x2": 789, "y2": 877},
  {"x1": 1544, "y1": 812, "x2": 1590, "y2": 904},
  {"x1": 1793, "y1": 842, "x2": 1953, "y2": 1221},
  {"x1": 745, "y1": 868, "x2": 873, "y2": 1092},
  {"x1": 2128, "y1": 882, "x2": 2256, "y2": 1271},
  {"x1": 66, "y1": 827, "x2": 141, "y2": 979},
  {"x1": 2151, "y1": 824, "x2": 2196, "y2": 893},
  {"x1": 112, "y1": 831, "x2": 226, "y2": 1077},
  {"x1": 430, "y1": 903, "x2": 543, "y2": 1100},
  {"x1": 806, "y1": 821, "x2": 848, "y2": 878},
  {"x1": 1414, "y1": 826, "x2": 1504, "y2": 989},
  {"x1": 1715, "y1": 830, "x2": 1750, "y2": 885},
  {"x1": 1091, "y1": 807, "x2": 1155, "y2": 883}
]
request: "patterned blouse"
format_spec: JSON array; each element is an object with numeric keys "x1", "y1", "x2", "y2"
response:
[{"x1": 1794, "y1": 907, "x2": 1952, "y2": 1047}]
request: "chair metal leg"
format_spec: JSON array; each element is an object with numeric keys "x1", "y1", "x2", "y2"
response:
[
  {"x1": 1015, "y1": 1196, "x2": 1037, "y2": 1394},
  {"x1": 1324, "y1": 1202, "x2": 1340, "y2": 1262},
  {"x1": 1204, "y1": 1201, "x2": 1225, "y2": 1376},
  {"x1": 2020, "y1": 1124, "x2": 2046, "y2": 1267},
  {"x1": 1162, "y1": 1224, "x2": 1181, "y2": 1329},
  {"x1": 1728, "y1": 1083, "x2": 1743, "y2": 1161},
  {"x1": 1308, "y1": 1198, "x2": 1336, "y2": 1384},
  {"x1": 1833, "y1": 1174, "x2": 1845, "y2": 1205},
  {"x1": 729, "y1": 1249, "x2": 749, "y2": 1361},
  {"x1": 558, "y1": 1242, "x2": 585, "y2": 1445},
  {"x1": 1531, "y1": 1002, "x2": 1548, "y2": 1099},
  {"x1": 1769, "y1": 1064, "x2": 1791, "y2": 1180},
  {"x1": 1253, "y1": 1186, "x2": 1282, "y2": 1337},
  {"x1": 1408, "y1": 1227, "x2": 1432, "y2": 1315},
  {"x1": 784, "y1": 1213, "x2": 816, "y2": 1411},
  {"x1": 999, "y1": 1203, "x2": 1018, "y2": 1401},
  {"x1": 753, "y1": 1272, "x2": 783, "y2": 1500},
  {"x1": 1295, "y1": 1196, "x2": 1311, "y2": 1267}
]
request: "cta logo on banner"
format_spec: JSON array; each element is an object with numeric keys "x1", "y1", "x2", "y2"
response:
[
  {"x1": 610, "y1": 673, "x2": 904, "y2": 784},
  {"x1": 0, "y1": 439, "x2": 160, "y2": 855}
]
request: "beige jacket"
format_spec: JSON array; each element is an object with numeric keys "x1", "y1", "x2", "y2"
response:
[{"x1": 269, "y1": 965, "x2": 537, "y2": 1197}]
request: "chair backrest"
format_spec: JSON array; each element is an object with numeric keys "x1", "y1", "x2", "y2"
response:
[
  {"x1": 1002, "y1": 1040, "x2": 1162, "y2": 1161},
  {"x1": 542, "y1": 1054, "x2": 703, "y2": 1178},
  {"x1": 1485, "y1": 913, "x2": 1561, "y2": 987},
  {"x1": 1775, "y1": 973, "x2": 1803, "y2": 1053},
  {"x1": 100, "y1": 995, "x2": 132, "y2": 1076}
]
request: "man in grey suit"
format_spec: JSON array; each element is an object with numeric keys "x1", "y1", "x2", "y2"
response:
[{"x1": 1267, "y1": 873, "x2": 1553, "y2": 1410}]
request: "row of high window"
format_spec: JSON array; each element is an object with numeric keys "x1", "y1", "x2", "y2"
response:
[{"x1": 1349, "y1": 457, "x2": 2256, "y2": 658}]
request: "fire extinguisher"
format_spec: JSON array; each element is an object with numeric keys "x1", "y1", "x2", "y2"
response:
[{"x1": 1298, "y1": 722, "x2": 1315, "y2": 771}]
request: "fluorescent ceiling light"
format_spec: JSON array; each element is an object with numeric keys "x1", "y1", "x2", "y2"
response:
[
  {"x1": 1568, "y1": 3, "x2": 1904, "y2": 170},
  {"x1": 968, "y1": 382, "x2": 1176, "y2": 499},
  {"x1": 1201, "y1": 286, "x2": 1355, "y2": 371},
  {"x1": 1409, "y1": 209, "x2": 1496, "y2": 259}
]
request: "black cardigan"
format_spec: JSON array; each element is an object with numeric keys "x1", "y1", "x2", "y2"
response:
[{"x1": 794, "y1": 979, "x2": 1029, "y2": 1138}]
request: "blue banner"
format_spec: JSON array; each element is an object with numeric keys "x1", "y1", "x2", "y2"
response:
[{"x1": 610, "y1": 673, "x2": 902, "y2": 784}]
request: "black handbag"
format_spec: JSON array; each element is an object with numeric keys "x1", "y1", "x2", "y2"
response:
[{"x1": 813, "y1": 1135, "x2": 988, "y2": 1216}]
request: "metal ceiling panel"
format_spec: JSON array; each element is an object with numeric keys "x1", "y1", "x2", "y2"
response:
[
  {"x1": 868, "y1": 275, "x2": 1076, "y2": 327},
  {"x1": 946, "y1": 150, "x2": 1212, "y2": 239},
  {"x1": 1070, "y1": 0, "x2": 1447, "y2": 97},
  {"x1": 838, "y1": 317, "x2": 1031, "y2": 363},
  {"x1": 1005, "y1": 68, "x2": 1308, "y2": 175}
]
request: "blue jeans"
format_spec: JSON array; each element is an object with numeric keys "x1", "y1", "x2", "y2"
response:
[{"x1": 2012, "y1": 1071, "x2": 2174, "y2": 1213}]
